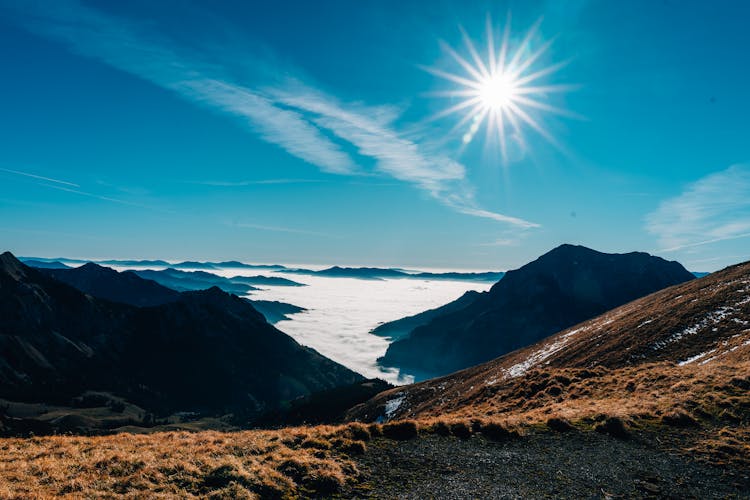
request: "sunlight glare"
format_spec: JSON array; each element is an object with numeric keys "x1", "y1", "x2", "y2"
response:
[
  {"x1": 479, "y1": 74, "x2": 518, "y2": 110},
  {"x1": 425, "y1": 15, "x2": 576, "y2": 160}
]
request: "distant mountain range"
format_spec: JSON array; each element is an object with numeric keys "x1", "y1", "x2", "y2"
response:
[
  {"x1": 351, "y1": 257, "x2": 750, "y2": 422},
  {"x1": 378, "y1": 244, "x2": 696, "y2": 379},
  {"x1": 285, "y1": 266, "x2": 505, "y2": 282},
  {"x1": 132, "y1": 268, "x2": 304, "y2": 295},
  {"x1": 19, "y1": 256, "x2": 288, "y2": 270},
  {"x1": 0, "y1": 252, "x2": 359, "y2": 419},
  {"x1": 35, "y1": 264, "x2": 305, "y2": 323},
  {"x1": 17, "y1": 259, "x2": 71, "y2": 269}
]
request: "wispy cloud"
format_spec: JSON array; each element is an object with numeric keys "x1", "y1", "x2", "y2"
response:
[
  {"x1": 0, "y1": 167, "x2": 79, "y2": 187},
  {"x1": 646, "y1": 164, "x2": 750, "y2": 252},
  {"x1": 3, "y1": 0, "x2": 538, "y2": 229}
]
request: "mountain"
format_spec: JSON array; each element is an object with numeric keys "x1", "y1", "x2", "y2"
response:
[
  {"x1": 226, "y1": 274, "x2": 305, "y2": 287},
  {"x1": 250, "y1": 300, "x2": 306, "y2": 324},
  {"x1": 18, "y1": 259, "x2": 70, "y2": 269},
  {"x1": 41, "y1": 263, "x2": 180, "y2": 307},
  {"x1": 33, "y1": 262, "x2": 305, "y2": 323},
  {"x1": 412, "y1": 271, "x2": 504, "y2": 282},
  {"x1": 0, "y1": 252, "x2": 361, "y2": 417},
  {"x1": 170, "y1": 260, "x2": 220, "y2": 269},
  {"x1": 215, "y1": 261, "x2": 288, "y2": 270},
  {"x1": 286, "y1": 266, "x2": 504, "y2": 282},
  {"x1": 98, "y1": 259, "x2": 172, "y2": 267},
  {"x1": 132, "y1": 268, "x2": 258, "y2": 295},
  {"x1": 372, "y1": 290, "x2": 483, "y2": 341},
  {"x1": 349, "y1": 259, "x2": 750, "y2": 423},
  {"x1": 379, "y1": 244, "x2": 696, "y2": 379}
]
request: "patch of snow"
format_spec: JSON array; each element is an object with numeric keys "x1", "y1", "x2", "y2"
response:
[
  {"x1": 651, "y1": 306, "x2": 738, "y2": 350},
  {"x1": 384, "y1": 394, "x2": 405, "y2": 419},
  {"x1": 637, "y1": 319, "x2": 654, "y2": 329},
  {"x1": 505, "y1": 328, "x2": 583, "y2": 379},
  {"x1": 678, "y1": 349, "x2": 716, "y2": 366}
]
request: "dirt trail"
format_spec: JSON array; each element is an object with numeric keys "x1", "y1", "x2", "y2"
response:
[{"x1": 344, "y1": 433, "x2": 749, "y2": 499}]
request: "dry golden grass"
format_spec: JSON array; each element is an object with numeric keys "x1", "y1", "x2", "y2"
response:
[
  {"x1": 396, "y1": 360, "x2": 750, "y2": 465},
  {"x1": 1, "y1": 374, "x2": 748, "y2": 499},
  {"x1": 0, "y1": 424, "x2": 374, "y2": 499},
  {"x1": 2, "y1": 361, "x2": 747, "y2": 498}
]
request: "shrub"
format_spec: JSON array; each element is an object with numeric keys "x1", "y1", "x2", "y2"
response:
[
  {"x1": 594, "y1": 417, "x2": 629, "y2": 439},
  {"x1": 449, "y1": 421, "x2": 472, "y2": 439},
  {"x1": 299, "y1": 437, "x2": 332, "y2": 450},
  {"x1": 429, "y1": 421, "x2": 452, "y2": 436},
  {"x1": 661, "y1": 411, "x2": 699, "y2": 428},
  {"x1": 367, "y1": 423, "x2": 383, "y2": 437},
  {"x1": 340, "y1": 440, "x2": 366, "y2": 455},
  {"x1": 480, "y1": 421, "x2": 515, "y2": 441},
  {"x1": 344, "y1": 423, "x2": 371, "y2": 441},
  {"x1": 546, "y1": 417, "x2": 574, "y2": 432},
  {"x1": 546, "y1": 385, "x2": 563, "y2": 397},
  {"x1": 382, "y1": 420, "x2": 419, "y2": 440},
  {"x1": 302, "y1": 472, "x2": 343, "y2": 496}
]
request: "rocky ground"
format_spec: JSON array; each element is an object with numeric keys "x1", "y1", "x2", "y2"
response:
[{"x1": 343, "y1": 432, "x2": 750, "y2": 499}]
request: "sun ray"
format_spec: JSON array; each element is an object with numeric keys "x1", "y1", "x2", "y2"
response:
[
  {"x1": 497, "y1": 14, "x2": 512, "y2": 74},
  {"x1": 425, "y1": 15, "x2": 576, "y2": 159},
  {"x1": 512, "y1": 59, "x2": 570, "y2": 87},
  {"x1": 496, "y1": 109, "x2": 508, "y2": 162},
  {"x1": 486, "y1": 14, "x2": 497, "y2": 75},
  {"x1": 459, "y1": 26, "x2": 490, "y2": 79},
  {"x1": 427, "y1": 96, "x2": 483, "y2": 122},
  {"x1": 506, "y1": 100, "x2": 557, "y2": 146},
  {"x1": 512, "y1": 83, "x2": 579, "y2": 95},
  {"x1": 507, "y1": 38, "x2": 554, "y2": 80},
  {"x1": 506, "y1": 18, "x2": 542, "y2": 73},
  {"x1": 510, "y1": 94, "x2": 582, "y2": 119},
  {"x1": 452, "y1": 102, "x2": 487, "y2": 131},
  {"x1": 441, "y1": 41, "x2": 486, "y2": 83},
  {"x1": 421, "y1": 65, "x2": 484, "y2": 90},
  {"x1": 424, "y1": 89, "x2": 482, "y2": 98}
]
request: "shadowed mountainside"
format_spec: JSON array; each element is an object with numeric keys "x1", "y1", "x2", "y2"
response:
[
  {"x1": 371, "y1": 290, "x2": 483, "y2": 341},
  {"x1": 378, "y1": 244, "x2": 696, "y2": 378},
  {"x1": 0, "y1": 252, "x2": 361, "y2": 417}
]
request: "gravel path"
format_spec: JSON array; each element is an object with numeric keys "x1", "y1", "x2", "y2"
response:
[{"x1": 343, "y1": 432, "x2": 749, "y2": 499}]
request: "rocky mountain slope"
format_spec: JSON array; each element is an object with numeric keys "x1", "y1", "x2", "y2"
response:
[
  {"x1": 0, "y1": 252, "x2": 361, "y2": 417},
  {"x1": 350, "y1": 259, "x2": 750, "y2": 423},
  {"x1": 378, "y1": 244, "x2": 696, "y2": 378}
]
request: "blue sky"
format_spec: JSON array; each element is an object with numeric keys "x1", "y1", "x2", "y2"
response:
[{"x1": 1, "y1": 0, "x2": 748, "y2": 271}]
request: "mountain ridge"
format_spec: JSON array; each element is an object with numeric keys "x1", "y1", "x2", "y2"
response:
[
  {"x1": 378, "y1": 244, "x2": 696, "y2": 379},
  {"x1": 0, "y1": 252, "x2": 361, "y2": 417},
  {"x1": 350, "y1": 258, "x2": 750, "y2": 422}
]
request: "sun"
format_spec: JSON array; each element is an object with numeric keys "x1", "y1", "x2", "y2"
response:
[
  {"x1": 478, "y1": 74, "x2": 518, "y2": 110},
  {"x1": 424, "y1": 15, "x2": 576, "y2": 160}
]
